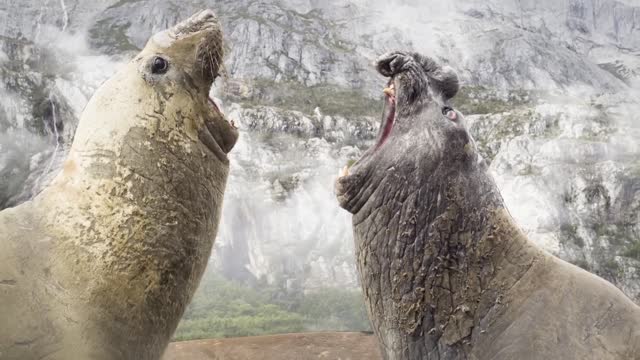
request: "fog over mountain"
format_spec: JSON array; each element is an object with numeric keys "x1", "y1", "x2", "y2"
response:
[{"x1": 1, "y1": 0, "x2": 639, "y2": 317}]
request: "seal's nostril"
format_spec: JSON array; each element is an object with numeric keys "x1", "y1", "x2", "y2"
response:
[
  {"x1": 196, "y1": 9, "x2": 217, "y2": 23},
  {"x1": 170, "y1": 9, "x2": 220, "y2": 39}
]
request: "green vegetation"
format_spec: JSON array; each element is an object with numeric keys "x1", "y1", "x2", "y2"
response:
[
  {"x1": 297, "y1": 288, "x2": 370, "y2": 331},
  {"x1": 89, "y1": 19, "x2": 139, "y2": 53},
  {"x1": 107, "y1": 0, "x2": 145, "y2": 9},
  {"x1": 226, "y1": 78, "x2": 381, "y2": 117},
  {"x1": 466, "y1": 105, "x2": 562, "y2": 161},
  {"x1": 452, "y1": 86, "x2": 536, "y2": 115},
  {"x1": 579, "y1": 128, "x2": 615, "y2": 142},
  {"x1": 623, "y1": 241, "x2": 640, "y2": 261},
  {"x1": 470, "y1": 112, "x2": 527, "y2": 161},
  {"x1": 517, "y1": 164, "x2": 542, "y2": 176},
  {"x1": 174, "y1": 271, "x2": 371, "y2": 341},
  {"x1": 560, "y1": 223, "x2": 585, "y2": 248},
  {"x1": 588, "y1": 215, "x2": 640, "y2": 262},
  {"x1": 573, "y1": 259, "x2": 591, "y2": 271},
  {"x1": 602, "y1": 258, "x2": 621, "y2": 274}
]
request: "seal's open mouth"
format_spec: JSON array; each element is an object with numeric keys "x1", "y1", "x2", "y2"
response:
[
  {"x1": 336, "y1": 79, "x2": 397, "y2": 180},
  {"x1": 198, "y1": 95, "x2": 237, "y2": 162},
  {"x1": 377, "y1": 81, "x2": 396, "y2": 149},
  {"x1": 208, "y1": 97, "x2": 221, "y2": 114},
  {"x1": 335, "y1": 79, "x2": 397, "y2": 201}
]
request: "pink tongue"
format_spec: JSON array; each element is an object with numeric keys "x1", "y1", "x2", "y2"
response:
[
  {"x1": 208, "y1": 97, "x2": 220, "y2": 112},
  {"x1": 376, "y1": 97, "x2": 396, "y2": 149}
]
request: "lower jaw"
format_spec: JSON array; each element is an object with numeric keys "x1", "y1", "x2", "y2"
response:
[
  {"x1": 198, "y1": 127, "x2": 227, "y2": 163},
  {"x1": 199, "y1": 98, "x2": 228, "y2": 163}
]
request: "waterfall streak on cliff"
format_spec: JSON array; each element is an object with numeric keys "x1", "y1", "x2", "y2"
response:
[
  {"x1": 33, "y1": 0, "x2": 50, "y2": 43},
  {"x1": 59, "y1": 0, "x2": 69, "y2": 32}
]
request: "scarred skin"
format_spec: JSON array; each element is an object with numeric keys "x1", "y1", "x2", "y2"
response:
[
  {"x1": 336, "y1": 51, "x2": 640, "y2": 360},
  {"x1": 0, "y1": 10, "x2": 237, "y2": 360}
]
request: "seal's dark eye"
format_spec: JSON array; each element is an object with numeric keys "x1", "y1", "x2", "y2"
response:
[
  {"x1": 151, "y1": 57, "x2": 169, "y2": 74},
  {"x1": 442, "y1": 106, "x2": 457, "y2": 121}
]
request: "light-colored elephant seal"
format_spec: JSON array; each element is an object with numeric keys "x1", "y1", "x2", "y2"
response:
[
  {"x1": 336, "y1": 51, "x2": 640, "y2": 360},
  {"x1": 0, "y1": 9, "x2": 238, "y2": 360}
]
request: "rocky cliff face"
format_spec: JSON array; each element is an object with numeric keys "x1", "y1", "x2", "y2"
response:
[{"x1": 0, "y1": 0, "x2": 638, "y2": 302}]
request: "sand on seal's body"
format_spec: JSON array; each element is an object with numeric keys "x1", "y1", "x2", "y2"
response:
[{"x1": 0, "y1": 9, "x2": 237, "y2": 360}]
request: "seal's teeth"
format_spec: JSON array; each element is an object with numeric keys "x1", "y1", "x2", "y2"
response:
[
  {"x1": 383, "y1": 87, "x2": 395, "y2": 97},
  {"x1": 339, "y1": 165, "x2": 350, "y2": 178}
]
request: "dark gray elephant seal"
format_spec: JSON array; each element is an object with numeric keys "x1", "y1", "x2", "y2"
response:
[
  {"x1": 0, "y1": 10, "x2": 238, "y2": 360},
  {"x1": 336, "y1": 51, "x2": 640, "y2": 360}
]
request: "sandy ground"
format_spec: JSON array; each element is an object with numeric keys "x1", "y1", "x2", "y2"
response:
[{"x1": 163, "y1": 332, "x2": 382, "y2": 360}]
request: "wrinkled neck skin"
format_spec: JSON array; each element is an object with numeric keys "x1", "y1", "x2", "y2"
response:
[
  {"x1": 337, "y1": 52, "x2": 542, "y2": 359},
  {"x1": 27, "y1": 21, "x2": 236, "y2": 359}
]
